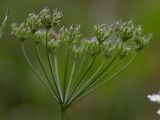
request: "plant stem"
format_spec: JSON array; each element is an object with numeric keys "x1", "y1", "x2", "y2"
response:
[
  {"x1": 61, "y1": 106, "x2": 67, "y2": 120},
  {"x1": 45, "y1": 29, "x2": 63, "y2": 103},
  {"x1": 63, "y1": 50, "x2": 69, "y2": 102},
  {"x1": 69, "y1": 54, "x2": 137, "y2": 106},
  {"x1": 21, "y1": 43, "x2": 59, "y2": 101}
]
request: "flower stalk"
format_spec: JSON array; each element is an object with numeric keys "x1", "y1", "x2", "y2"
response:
[{"x1": 0, "y1": 10, "x2": 8, "y2": 40}]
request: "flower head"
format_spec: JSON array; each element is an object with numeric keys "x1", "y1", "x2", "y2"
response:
[
  {"x1": 60, "y1": 24, "x2": 82, "y2": 45},
  {"x1": 26, "y1": 12, "x2": 41, "y2": 33},
  {"x1": 148, "y1": 92, "x2": 160, "y2": 115},
  {"x1": 12, "y1": 8, "x2": 152, "y2": 115},
  {"x1": 11, "y1": 22, "x2": 31, "y2": 41},
  {"x1": 115, "y1": 19, "x2": 142, "y2": 42},
  {"x1": 157, "y1": 109, "x2": 160, "y2": 115},
  {"x1": 94, "y1": 24, "x2": 113, "y2": 44},
  {"x1": 51, "y1": 9, "x2": 63, "y2": 26},
  {"x1": 148, "y1": 92, "x2": 160, "y2": 103}
]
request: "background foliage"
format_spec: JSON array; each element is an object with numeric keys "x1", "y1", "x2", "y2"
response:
[{"x1": 0, "y1": 0, "x2": 160, "y2": 120}]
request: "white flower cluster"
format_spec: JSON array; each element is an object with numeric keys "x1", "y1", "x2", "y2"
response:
[
  {"x1": 11, "y1": 7, "x2": 152, "y2": 58},
  {"x1": 148, "y1": 92, "x2": 160, "y2": 115}
]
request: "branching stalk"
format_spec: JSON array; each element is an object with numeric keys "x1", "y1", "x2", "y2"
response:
[
  {"x1": 65, "y1": 61, "x2": 76, "y2": 103},
  {"x1": 63, "y1": 50, "x2": 70, "y2": 103},
  {"x1": 45, "y1": 30, "x2": 63, "y2": 103},
  {"x1": 34, "y1": 44, "x2": 59, "y2": 99},
  {"x1": 21, "y1": 43, "x2": 59, "y2": 101},
  {"x1": 54, "y1": 55, "x2": 63, "y2": 102},
  {"x1": 69, "y1": 54, "x2": 137, "y2": 106},
  {"x1": 68, "y1": 55, "x2": 97, "y2": 103}
]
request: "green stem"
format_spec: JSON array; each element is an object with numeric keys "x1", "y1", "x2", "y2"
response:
[
  {"x1": 63, "y1": 50, "x2": 69, "y2": 103},
  {"x1": 67, "y1": 55, "x2": 96, "y2": 104},
  {"x1": 68, "y1": 46, "x2": 123, "y2": 105},
  {"x1": 69, "y1": 54, "x2": 137, "y2": 106},
  {"x1": 65, "y1": 61, "x2": 76, "y2": 103},
  {"x1": 45, "y1": 30, "x2": 63, "y2": 103},
  {"x1": 61, "y1": 107, "x2": 67, "y2": 120},
  {"x1": 21, "y1": 43, "x2": 59, "y2": 101},
  {"x1": 69, "y1": 55, "x2": 86, "y2": 94}
]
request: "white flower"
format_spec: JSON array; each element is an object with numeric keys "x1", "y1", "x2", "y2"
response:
[
  {"x1": 148, "y1": 93, "x2": 160, "y2": 103},
  {"x1": 148, "y1": 92, "x2": 160, "y2": 115},
  {"x1": 157, "y1": 109, "x2": 160, "y2": 115}
]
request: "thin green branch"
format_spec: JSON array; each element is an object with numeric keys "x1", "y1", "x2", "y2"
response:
[
  {"x1": 69, "y1": 55, "x2": 86, "y2": 92},
  {"x1": 54, "y1": 55, "x2": 63, "y2": 102},
  {"x1": 34, "y1": 44, "x2": 59, "y2": 100},
  {"x1": 0, "y1": 10, "x2": 9, "y2": 40},
  {"x1": 63, "y1": 50, "x2": 70, "y2": 103},
  {"x1": 49, "y1": 54, "x2": 63, "y2": 102},
  {"x1": 21, "y1": 43, "x2": 59, "y2": 101},
  {"x1": 80, "y1": 60, "x2": 106, "y2": 90},
  {"x1": 45, "y1": 30, "x2": 63, "y2": 103},
  {"x1": 67, "y1": 48, "x2": 122, "y2": 105},
  {"x1": 65, "y1": 61, "x2": 76, "y2": 103},
  {"x1": 86, "y1": 58, "x2": 120, "y2": 91},
  {"x1": 69, "y1": 54, "x2": 137, "y2": 106},
  {"x1": 67, "y1": 55, "x2": 96, "y2": 104}
]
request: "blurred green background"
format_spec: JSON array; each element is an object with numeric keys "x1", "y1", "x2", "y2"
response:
[{"x1": 0, "y1": 0, "x2": 160, "y2": 120}]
